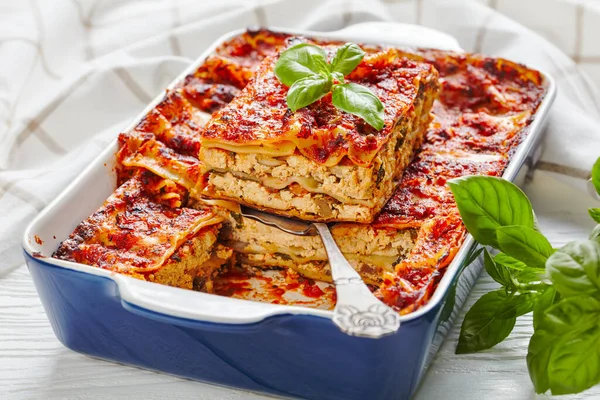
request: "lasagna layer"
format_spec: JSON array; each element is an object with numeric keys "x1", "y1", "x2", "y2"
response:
[
  {"x1": 53, "y1": 171, "x2": 230, "y2": 291},
  {"x1": 201, "y1": 51, "x2": 439, "y2": 222},
  {"x1": 116, "y1": 90, "x2": 211, "y2": 193},
  {"x1": 200, "y1": 46, "x2": 439, "y2": 167},
  {"x1": 220, "y1": 216, "x2": 416, "y2": 285}
]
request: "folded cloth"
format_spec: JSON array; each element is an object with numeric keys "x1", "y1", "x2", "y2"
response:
[{"x1": 0, "y1": 0, "x2": 599, "y2": 276}]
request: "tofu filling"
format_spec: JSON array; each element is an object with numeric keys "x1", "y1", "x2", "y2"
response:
[{"x1": 219, "y1": 216, "x2": 418, "y2": 285}]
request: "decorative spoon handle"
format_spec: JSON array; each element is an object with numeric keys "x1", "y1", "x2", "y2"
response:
[{"x1": 313, "y1": 223, "x2": 401, "y2": 338}]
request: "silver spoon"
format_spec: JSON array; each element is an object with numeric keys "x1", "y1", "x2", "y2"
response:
[{"x1": 240, "y1": 205, "x2": 401, "y2": 338}]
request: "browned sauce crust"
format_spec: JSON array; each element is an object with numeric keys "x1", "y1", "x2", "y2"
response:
[
  {"x1": 53, "y1": 171, "x2": 225, "y2": 290},
  {"x1": 373, "y1": 50, "x2": 545, "y2": 313},
  {"x1": 201, "y1": 45, "x2": 439, "y2": 167}
]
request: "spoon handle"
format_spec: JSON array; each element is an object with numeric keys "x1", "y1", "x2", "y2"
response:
[{"x1": 313, "y1": 223, "x2": 401, "y2": 338}]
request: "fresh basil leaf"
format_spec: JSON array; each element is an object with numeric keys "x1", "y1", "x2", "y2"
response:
[
  {"x1": 494, "y1": 252, "x2": 546, "y2": 283},
  {"x1": 440, "y1": 282, "x2": 456, "y2": 322},
  {"x1": 331, "y1": 71, "x2": 345, "y2": 83},
  {"x1": 496, "y1": 225, "x2": 554, "y2": 270},
  {"x1": 464, "y1": 246, "x2": 484, "y2": 268},
  {"x1": 544, "y1": 295, "x2": 600, "y2": 333},
  {"x1": 546, "y1": 240, "x2": 600, "y2": 298},
  {"x1": 589, "y1": 208, "x2": 600, "y2": 223},
  {"x1": 527, "y1": 295, "x2": 600, "y2": 394},
  {"x1": 274, "y1": 43, "x2": 329, "y2": 87},
  {"x1": 494, "y1": 252, "x2": 528, "y2": 271},
  {"x1": 447, "y1": 176, "x2": 534, "y2": 248},
  {"x1": 592, "y1": 156, "x2": 600, "y2": 196},
  {"x1": 456, "y1": 289, "x2": 517, "y2": 354},
  {"x1": 484, "y1": 248, "x2": 514, "y2": 287},
  {"x1": 453, "y1": 247, "x2": 484, "y2": 285},
  {"x1": 487, "y1": 250, "x2": 545, "y2": 285},
  {"x1": 544, "y1": 296, "x2": 600, "y2": 395},
  {"x1": 591, "y1": 225, "x2": 600, "y2": 241},
  {"x1": 331, "y1": 83, "x2": 384, "y2": 130},
  {"x1": 330, "y1": 43, "x2": 365, "y2": 76},
  {"x1": 549, "y1": 325, "x2": 600, "y2": 395},
  {"x1": 516, "y1": 269, "x2": 548, "y2": 285},
  {"x1": 497, "y1": 291, "x2": 538, "y2": 319},
  {"x1": 286, "y1": 75, "x2": 331, "y2": 112},
  {"x1": 533, "y1": 287, "x2": 559, "y2": 330},
  {"x1": 527, "y1": 328, "x2": 555, "y2": 394}
]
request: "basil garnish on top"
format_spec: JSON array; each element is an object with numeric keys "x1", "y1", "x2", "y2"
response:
[{"x1": 274, "y1": 42, "x2": 385, "y2": 130}]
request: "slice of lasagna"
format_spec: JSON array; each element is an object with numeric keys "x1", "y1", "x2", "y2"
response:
[
  {"x1": 199, "y1": 44, "x2": 440, "y2": 223},
  {"x1": 53, "y1": 171, "x2": 232, "y2": 292},
  {"x1": 220, "y1": 216, "x2": 417, "y2": 286},
  {"x1": 221, "y1": 150, "x2": 506, "y2": 290}
]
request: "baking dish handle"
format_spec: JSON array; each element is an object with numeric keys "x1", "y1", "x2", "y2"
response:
[
  {"x1": 320, "y1": 22, "x2": 462, "y2": 51},
  {"x1": 113, "y1": 274, "x2": 330, "y2": 326}
]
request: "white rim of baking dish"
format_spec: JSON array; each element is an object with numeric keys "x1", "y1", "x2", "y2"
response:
[{"x1": 22, "y1": 22, "x2": 557, "y2": 326}]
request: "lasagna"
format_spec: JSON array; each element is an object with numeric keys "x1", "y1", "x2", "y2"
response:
[
  {"x1": 53, "y1": 171, "x2": 231, "y2": 292},
  {"x1": 53, "y1": 29, "x2": 548, "y2": 315},
  {"x1": 200, "y1": 44, "x2": 440, "y2": 223}
]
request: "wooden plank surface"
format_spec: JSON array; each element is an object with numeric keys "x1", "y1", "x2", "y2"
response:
[{"x1": 1, "y1": 171, "x2": 599, "y2": 399}]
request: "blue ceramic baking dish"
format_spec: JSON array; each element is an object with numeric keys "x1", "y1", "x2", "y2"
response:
[{"x1": 22, "y1": 23, "x2": 556, "y2": 400}]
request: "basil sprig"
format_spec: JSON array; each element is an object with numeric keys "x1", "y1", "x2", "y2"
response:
[
  {"x1": 589, "y1": 157, "x2": 600, "y2": 223},
  {"x1": 274, "y1": 42, "x2": 385, "y2": 130},
  {"x1": 449, "y1": 155, "x2": 600, "y2": 395}
]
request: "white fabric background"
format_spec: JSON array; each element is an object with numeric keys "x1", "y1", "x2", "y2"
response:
[{"x1": 0, "y1": 0, "x2": 599, "y2": 275}]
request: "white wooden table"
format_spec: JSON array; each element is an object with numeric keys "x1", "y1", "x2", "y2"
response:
[{"x1": 2, "y1": 172, "x2": 599, "y2": 400}]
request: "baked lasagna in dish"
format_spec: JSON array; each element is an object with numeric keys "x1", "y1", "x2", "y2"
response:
[
  {"x1": 53, "y1": 170, "x2": 231, "y2": 292},
  {"x1": 52, "y1": 29, "x2": 548, "y2": 315}
]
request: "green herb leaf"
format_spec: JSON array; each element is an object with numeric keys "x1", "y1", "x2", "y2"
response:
[
  {"x1": 497, "y1": 291, "x2": 538, "y2": 319},
  {"x1": 331, "y1": 71, "x2": 345, "y2": 83},
  {"x1": 456, "y1": 289, "x2": 517, "y2": 354},
  {"x1": 591, "y1": 225, "x2": 600, "y2": 241},
  {"x1": 330, "y1": 43, "x2": 365, "y2": 76},
  {"x1": 274, "y1": 42, "x2": 384, "y2": 130},
  {"x1": 331, "y1": 83, "x2": 385, "y2": 130},
  {"x1": 549, "y1": 325, "x2": 600, "y2": 395},
  {"x1": 440, "y1": 283, "x2": 456, "y2": 322},
  {"x1": 592, "y1": 157, "x2": 600, "y2": 196},
  {"x1": 494, "y1": 252, "x2": 528, "y2": 271},
  {"x1": 484, "y1": 249, "x2": 514, "y2": 287},
  {"x1": 495, "y1": 251, "x2": 546, "y2": 284},
  {"x1": 452, "y1": 247, "x2": 483, "y2": 292},
  {"x1": 454, "y1": 161, "x2": 600, "y2": 396},
  {"x1": 515, "y1": 269, "x2": 548, "y2": 285},
  {"x1": 589, "y1": 208, "x2": 600, "y2": 223},
  {"x1": 546, "y1": 240, "x2": 600, "y2": 298},
  {"x1": 464, "y1": 246, "x2": 484, "y2": 268},
  {"x1": 528, "y1": 295, "x2": 600, "y2": 394},
  {"x1": 527, "y1": 329, "x2": 555, "y2": 394},
  {"x1": 496, "y1": 225, "x2": 554, "y2": 270},
  {"x1": 545, "y1": 295, "x2": 600, "y2": 334},
  {"x1": 533, "y1": 286, "x2": 559, "y2": 330},
  {"x1": 448, "y1": 176, "x2": 534, "y2": 248},
  {"x1": 286, "y1": 75, "x2": 331, "y2": 112},
  {"x1": 274, "y1": 43, "x2": 329, "y2": 86}
]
